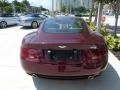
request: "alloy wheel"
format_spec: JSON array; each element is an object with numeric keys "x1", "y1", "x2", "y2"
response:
[
  {"x1": 0, "y1": 21, "x2": 7, "y2": 28},
  {"x1": 31, "y1": 21, "x2": 38, "y2": 29}
]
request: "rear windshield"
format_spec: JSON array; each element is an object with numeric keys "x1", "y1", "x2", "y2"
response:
[{"x1": 43, "y1": 18, "x2": 84, "y2": 33}]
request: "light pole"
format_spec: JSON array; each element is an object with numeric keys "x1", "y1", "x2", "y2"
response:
[
  {"x1": 69, "y1": 0, "x2": 72, "y2": 14},
  {"x1": 60, "y1": 0, "x2": 62, "y2": 13},
  {"x1": 52, "y1": 0, "x2": 54, "y2": 16},
  {"x1": 12, "y1": 2, "x2": 16, "y2": 15},
  {"x1": 80, "y1": 0, "x2": 83, "y2": 6},
  {"x1": 67, "y1": 0, "x2": 69, "y2": 14},
  {"x1": 96, "y1": 3, "x2": 103, "y2": 32},
  {"x1": 56, "y1": 0, "x2": 57, "y2": 12}
]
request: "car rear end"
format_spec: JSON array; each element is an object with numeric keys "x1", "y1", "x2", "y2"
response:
[
  {"x1": 21, "y1": 41, "x2": 108, "y2": 78},
  {"x1": 19, "y1": 16, "x2": 34, "y2": 27},
  {"x1": 20, "y1": 16, "x2": 108, "y2": 78}
]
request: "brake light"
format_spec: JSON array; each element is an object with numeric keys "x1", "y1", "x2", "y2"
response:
[
  {"x1": 83, "y1": 45, "x2": 107, "y2": 69},
  {"x1": 88, "y1": 45, "x2": 107, "y2": 57},
  {"x1": 21, "y1": 47, "x2": 43, "y2": 62}
]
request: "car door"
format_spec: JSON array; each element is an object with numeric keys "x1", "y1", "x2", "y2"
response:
[
  {"x1": 31, "y1": 14, "x2": 42, "y2": 25},
  {"x1": 2, "y1": 14, "x2": 13, "y2": 25},
  {"x1": 9, "y1": 14, "x2": 19, "y2": 25}
]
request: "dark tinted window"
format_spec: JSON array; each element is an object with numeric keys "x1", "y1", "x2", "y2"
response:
[
  {"x1": 0, "y1": 14, "x2": 14, "y2": 17},
  {"x1": 44, "y1": 18, "x2": 84, "y2": 33},
  {"x1": 24, "y1": 14, "x2": 39, "y2": 17}
]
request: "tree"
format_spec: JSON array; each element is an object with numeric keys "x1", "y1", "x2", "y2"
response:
[
  {"x1": 22, "y1": 0, "x2": 30, "y2": 12},
  {"x1": 95, "y1": 0, "x2": 105, "y2": 32},
  {"x1": 96, "y1": 0, "x2": 120, "y2": 36},
  {"x1": 61, "y1": 5, "x2": 66, "y2": 13},
  {"x1": 22, "y1": 0, "x2": 30, "y2": 6},
  {"x1": 0, "y1": 0, "x2": 9, "y2": 14},
  {"x1": 89, "y1": 0, "x2": 95, "y2": 22},
  {"x1": 96, "y1": 0, "x2": 113, "y2": 32},
  {"x1": 109, "y1": 0, "x2": 120, "y2": 37},
  {"x1": 94, "y1": 1, "x2": 99, "y2": 25},
  {"x1": 0, "y1": 0, "x2": 31, "y2": 14},
  {"x1": 74, "y1": 6, "x2": 88, "y2": 14},
  {"x1": 4, "y1": 5, "x2": 12, "y2": 13},
  {"x1": 12, "y1": 0, "x2": 27, "y2": 13}
]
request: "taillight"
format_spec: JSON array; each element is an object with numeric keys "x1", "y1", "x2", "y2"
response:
[
  {"x1": 21, "y1": 47, "x2": 43, "y2": 62},
  {"x1": 83, "y1": 44, "x2": 107, "y2": 69}
]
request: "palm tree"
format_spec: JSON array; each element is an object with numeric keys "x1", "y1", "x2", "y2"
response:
[
  {"x1": 73, "y1": 0, "x2": 77, "y2": 14},
  {"x1": 69, "y1": 0, "x2": 72, "y2": 14},
  {"x1": 96, "y1": 0, "x2": 111, "y2": 32},
  {"x1": 89, "y1": 0, "x2": 95, "y2": 22},
  {"x1": 0, "y1": 0, "x2": 8, "y2": 14},
  {"x1": 94, "y1": 2, "x2": 99, "y2": 24},
  {"x1": 12, "y1": 2, "x2": 16, "y2": 15},
  {"x1": 96, "y1": 0, "x2": 120, "y2": 36},
  {"x1": 22, "y1": 0, "x2": 30, "y2": 12},
  {"x1": 109, "y1": 0, "x2": 120, "y2": 37},
  {"x1": 96, "y1": 0, "x2": 104, "y2": 32}
]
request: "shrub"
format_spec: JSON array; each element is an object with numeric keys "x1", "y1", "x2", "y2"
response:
[
  {"x1": 105, "y1": 34, "x2": 120, "y2": 50},
  {"x1": 88, "y1": 21, "x2": 120, "y2": 51},
  {"x1": 89, "y1": 22, "x2": 96, "y2": 31},
  {"x1": 100, "y1": 27, "x2": 109, "y2": 36}
]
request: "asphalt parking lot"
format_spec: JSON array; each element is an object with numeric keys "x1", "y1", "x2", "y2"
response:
[{"x1": 0, "y1": 26, "x2": 120, "y2": 90}]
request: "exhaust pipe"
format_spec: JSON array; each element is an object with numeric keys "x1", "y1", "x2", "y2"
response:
[
  {"x1": 32, "y1": 74, "x2": 38, "y2": 77},
  {"x1": 88, "y1": 75, "x2": 95, "y2": 80}
]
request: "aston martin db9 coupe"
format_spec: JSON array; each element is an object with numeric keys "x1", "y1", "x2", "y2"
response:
[{"x1": 20, "y1": 16, "x2": 108, "y2": 79}]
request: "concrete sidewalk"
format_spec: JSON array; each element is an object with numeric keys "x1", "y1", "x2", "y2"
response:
[{"x1": 0, "y1": 51, "x2": 120, "y2": 90}]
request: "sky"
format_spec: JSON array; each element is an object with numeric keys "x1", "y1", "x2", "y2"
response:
[{"x1": 8, "y1": 0, "x2": 52, "y2": 10}]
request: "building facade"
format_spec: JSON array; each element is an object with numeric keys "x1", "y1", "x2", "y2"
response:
[{"x1": 56, "y1": 0, "x2": 92, "y2": 12}]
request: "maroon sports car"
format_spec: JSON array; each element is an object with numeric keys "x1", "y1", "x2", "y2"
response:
[{"x1": 20, "y1": 16, "x2": 108, "y2": 79}]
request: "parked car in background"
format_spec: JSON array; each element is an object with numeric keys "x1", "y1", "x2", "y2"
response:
[
  {"x1": 19, "y1": 14, "x2": 47, "y2": 28},
  {"x1": 0, "y1": 14, "x2": 19, "y2": 28},
  {"x1": 20, "y1": 16, "x2": 108, "y2": 79}
]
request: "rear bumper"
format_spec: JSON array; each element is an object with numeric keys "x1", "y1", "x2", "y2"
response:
[{"x1": 21, "y1": 59, "x2": 108, "y2": 77}]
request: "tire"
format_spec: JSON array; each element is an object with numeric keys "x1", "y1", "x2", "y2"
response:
[
  {"x1": 0, "y1": 21, "x2": 7, "y2": 28},
  {"x1": 31, "y1": 21, "x2": 38, "y2": 29}
]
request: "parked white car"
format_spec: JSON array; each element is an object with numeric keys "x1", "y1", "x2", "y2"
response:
[
  {"x1": 0, "y1": 14, "x2": 19, "y2": 28},
  {"x1": 19, "y1": 14, "x2": 47, "y2": 28}
]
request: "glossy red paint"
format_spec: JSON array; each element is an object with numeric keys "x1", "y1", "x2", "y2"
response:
[{"x1": 20, "y1": 16, "x2": 108, "y2": 78}]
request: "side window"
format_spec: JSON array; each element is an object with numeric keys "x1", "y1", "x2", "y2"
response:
[
  {"x1": 2, "y1": 14, "x2": 7, "y2": 17},
  {"x1": 6, "y1": 14, "x2": 14, "y2": 17},
  {"x1": 9, "y1": 14, "x2": 14, "y2": 17},
  {"x1": 34, "y1": 15, "x2": 39, "y2": 17},
  {"x1": 39, "y1": 15, "x2": 46, "y2": 19},
  {"x1": 1, "y1": 15, "x2": 5, "y2": 17}
]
